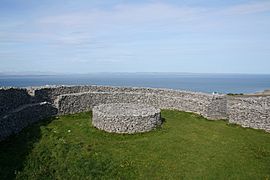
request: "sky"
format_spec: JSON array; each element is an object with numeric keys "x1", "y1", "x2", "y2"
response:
[{"x1": 0, "y1": 0, "x2": 270, "y2": 74}]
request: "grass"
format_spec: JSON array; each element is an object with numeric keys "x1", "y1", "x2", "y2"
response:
[{"x1": 0, "y1": 110, "x2": 270, "y2": 179}]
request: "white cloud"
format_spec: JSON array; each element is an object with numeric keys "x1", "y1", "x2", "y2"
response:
[
  {"x1": 223, "y1": 1, "x2": 270, "y2": 15},
  {"x1": 38, "y1": 1, "x2": 270, "y2": 28},
  {"x1": 38, "y1": 3, "x2": 206, "y2": 27},
  {"x1": 3, "y1": 1, "x2": 269, "y2": 47},
  {"x1": 1, "y1": 1, "x2": 270, "y2": 69}
]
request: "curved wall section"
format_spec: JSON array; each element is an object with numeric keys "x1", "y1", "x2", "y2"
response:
[
  {"x1": 0, "y1": 102, "x2": 57, "y2": 141},
  {"x1": 0, "y1": 85, "x2": 269, "y2": 141},
  {"x1": 56, "y1": 90, "x2": 227, "y2": 120},
  {"x1": 0, "y1": 88, "x2": 31, "y2": 116},
  {"x1": 228, "y1": 96, "x2": 270, "y2": 132}
]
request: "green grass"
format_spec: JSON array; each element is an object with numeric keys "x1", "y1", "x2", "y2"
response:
[{"x1": 0, "y1": 110, "x2": 270, "y2": 179}]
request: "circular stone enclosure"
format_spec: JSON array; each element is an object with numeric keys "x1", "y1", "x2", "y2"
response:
[{"x1": 92, "y1": 103, "x2": 162, "y2": 134}]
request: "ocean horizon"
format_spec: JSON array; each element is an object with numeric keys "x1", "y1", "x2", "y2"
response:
[{"x1": 1, "y1": 73, "x2": 270, "y2": 94}]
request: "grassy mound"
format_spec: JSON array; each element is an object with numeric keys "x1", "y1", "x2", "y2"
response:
[{"x1": 0, "y1": 110, "x2": 270, "y2": 179}]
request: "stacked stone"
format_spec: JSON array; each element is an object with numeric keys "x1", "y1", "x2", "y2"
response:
[
  {"x1": 1, "y1": 85, "x2": 270, "y2": 141},
  {"x1": 0, "y1": 102, "x2": 57, "y2": 141},
  {"x1": 92, "y1": 103, "x2": 162, "y2": 134},
  {"x1": 228, "y1": 96, "x2": 270, "y2": 132},
  {"x1": 0, "y1": 88, "x2": 31, "y2": 116}
]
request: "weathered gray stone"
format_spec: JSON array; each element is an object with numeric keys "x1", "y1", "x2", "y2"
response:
[
  {"x1": 0, "y1": 85, "x2": 269, "y2": 141},
  {"x1": 92, "y1": 103, "x2": 161, "y2": 134},
  {"x1": 0, "y1": 87, "x2": 32, "y2": 116},
  {"x1": 0, "y1": 102, "x2": 57, "y2": 141},
  {"x1": 227, "y1": 96, "x2": 270, "y2": 132}
]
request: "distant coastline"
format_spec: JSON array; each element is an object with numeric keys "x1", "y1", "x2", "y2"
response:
[{"x1": 1, "y1": 73, "x2": 270, "y2": 94}]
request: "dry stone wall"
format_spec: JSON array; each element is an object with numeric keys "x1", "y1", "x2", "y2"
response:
[
  {"x1": 92, "y1": 103, "x2": 161, "y2": 134},
  {"x1": 205, "y1": 96, "x2": 228, "y2": 120},
  {"x1": 56, "y1": 89, "x2": 227, "y2": 120},
  {"x1": 0, "y1": 102, "x2": 57, "y2": 141},
  {"x1": 0, "y1": 85, "x2": 269, "y2": 141},
  {"x1": 228, "y1": 96, "x2": 270, "y2": 132},
  {"x1": 57, "y1": 91, "x2": 159, "y2": 115},
  {"x1": 0, "y1": 88, "x2": 32, "y2": 116}
]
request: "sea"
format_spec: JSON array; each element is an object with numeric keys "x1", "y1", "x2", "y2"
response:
[{"x1": 0, "y1": 73, "x2": 270, "y2": 94}]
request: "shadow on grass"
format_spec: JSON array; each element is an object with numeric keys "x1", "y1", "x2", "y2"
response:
[
  {"x1": 161, "y1": 117, "x2": 166, "y2": 123},
  {"x1": 0, "y1": 117, "x2": 55, "y2": 179}
]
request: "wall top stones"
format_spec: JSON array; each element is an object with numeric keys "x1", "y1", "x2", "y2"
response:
[
  {"x1": 0, "y1": 87, "x2": 32, "y2": 116},
  {"x1": 1, "y1": 85, "x2": 270, "y2": 134},
  {"x1": 2, "y1": 85, "x2": 269, "y2": 105},
  {"x1": 228, "y1": 96, "x2": 270, "y2": 109},
  {"x1": 93, "y1": 103, "x2": 160, "y2": 117},
  {"x1": 30, "y1": 85, "x2": 225, "y2": 102},
  {"x1": 92, "y1": 103, "x2": 162, "y2": 134}
]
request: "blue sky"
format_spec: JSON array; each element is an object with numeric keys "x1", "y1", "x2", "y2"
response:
[{"x1": 0, "y1": 0, "x2": 270, "y2": 74}]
